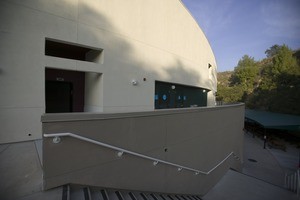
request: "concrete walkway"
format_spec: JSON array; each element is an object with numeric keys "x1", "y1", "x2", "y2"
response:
[
  {"x1": 0, "y1": 140, "x2": 62, "y2": 200},
  {"x1": 268, "y1": 142, "x2": 299, "y2": 174},
  {"x1": 203, "y1": 170, "x2": 297, "y2": 200},
  {"x1": 245, "y1": 132, "x2": 299, "y2": 177},
  {"x1": 203, "y1": 133, "x2": 298, "y2": 200},
  {"x1": 243, "y1": 133, "x2": 286, "y2": 186},
  {"x1": 0, "y1": 141, "x2": 43, "y2": 200}
]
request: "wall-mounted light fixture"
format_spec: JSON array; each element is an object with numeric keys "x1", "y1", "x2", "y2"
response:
[
  {"x1": 208, "y1": 63, "x2": 212, "y2": 68},
  {"x1": 131, "y1": 79, "x2": 138, "y2": 85},
  {"x1": 117, "y1": 151, "x2": 124, "y2": 157},
  {"x1": 171, "y1": 85, "x2": 176, "y2": 90}
]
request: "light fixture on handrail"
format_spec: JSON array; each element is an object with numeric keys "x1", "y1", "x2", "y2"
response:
[
  {"x1": 233, "y1": 154, "x2": 240, "y2": 160},
  {"x1": 53, "y1": 136, "x2": 61, "y2": 144},
  {"x1": 117, "y1": 151, "x2": 124, "y2": 157},
  {"x1": 153, "y1": 161, "x2": 159, "y2": 166}
]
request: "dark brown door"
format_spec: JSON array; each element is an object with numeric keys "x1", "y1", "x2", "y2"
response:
[{"x1": 45, "y1": 81, "x2": 73, "y2": 113}]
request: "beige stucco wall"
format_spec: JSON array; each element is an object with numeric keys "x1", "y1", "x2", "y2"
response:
[{"x1": 0, "y1": 0, "x2": 217, "y2": 143}]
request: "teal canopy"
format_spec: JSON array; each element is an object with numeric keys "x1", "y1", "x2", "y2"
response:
[{"x1": 245, "y1": 109, "x2": 300, "y2": 131}]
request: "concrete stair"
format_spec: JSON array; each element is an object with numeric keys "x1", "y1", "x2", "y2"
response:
[{"x1": 62, "y1": 185, "x2": 203, "y2": 200}]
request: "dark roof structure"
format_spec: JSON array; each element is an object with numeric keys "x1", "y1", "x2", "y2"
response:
[{"x1": 245, "y1": 109, "x2": 300, "y2": 131}]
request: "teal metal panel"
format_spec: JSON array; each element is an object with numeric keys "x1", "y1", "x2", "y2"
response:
[{"x1": 245, "y1": 109, "x2": 300, "y2": 131}]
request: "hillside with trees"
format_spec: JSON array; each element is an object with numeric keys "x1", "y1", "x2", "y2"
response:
[{"x1": 217, "y1": 45, "x2": 300, "y2": 115}]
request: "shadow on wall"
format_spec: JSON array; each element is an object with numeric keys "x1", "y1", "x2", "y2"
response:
[
  {"x1": 0, "y1": 0, "x2": 217, "y2": 143},
  {"x1": 164, "y1": 59, "x2": 208, "y2": 87},
  {"x1": 78, "y1": 0, "x2": 210, "y2": 89}
]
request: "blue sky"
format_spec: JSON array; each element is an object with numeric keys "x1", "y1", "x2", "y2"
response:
[{"x1": 182, "y1": 0, "x2": 300, "y2": 72}]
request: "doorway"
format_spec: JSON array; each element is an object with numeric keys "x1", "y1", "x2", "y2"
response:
[
  {"x1": 45, "y1": 81, "x2": 73, "y2": 113},
  {"x1": 45, "y1": 68, "x2": 85, "y2": 113}
]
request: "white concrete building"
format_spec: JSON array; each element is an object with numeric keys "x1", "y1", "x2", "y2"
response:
[
  {"x1": 0, "y1": 2, "x2": 248, "y2": 199},
  {"x1": 0, "y1": 0, "x2": 217, "y2": 144}
]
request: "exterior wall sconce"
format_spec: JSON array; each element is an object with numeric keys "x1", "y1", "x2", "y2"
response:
[
  {"x1": 208, "y1": 63, "x2": 212, "y2": 68},
  {"x1": 117, "y1": 151, "x2": 124, "y2": 157},
  {"x1": 203, "y1": 89, "x2": 206, "y2": 93},
  {"x1": 53, "y1": 136, "x2": 61, "y2": 144},
  {"x1": 131, "y1": 79, "x2": 138, "y2": 85},
  {"x1": 171, "y1": 85, "x2": 176, "y2": 90}
]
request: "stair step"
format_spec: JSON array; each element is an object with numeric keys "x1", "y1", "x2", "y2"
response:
[
  {"x1": 124, "y1": 192, "x2": 137, "y2": 200},
  {"x1": 150, "y1": 193, "x2": 159, "y2": 200},
  {"x1": 70, "y1": 187, "x2": 92, "y2": 200},
  {"x1": 66, "y1": 185, "x2": 203, "y2": 200}
]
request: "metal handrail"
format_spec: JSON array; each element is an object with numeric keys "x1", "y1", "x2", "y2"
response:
[{"x1": 43, "y1": 132, "x2": 239, "y2": 175}]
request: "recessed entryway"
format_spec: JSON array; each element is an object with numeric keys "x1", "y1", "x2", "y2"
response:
[
  {"x1": 46, "y1": 81, "x2": 73, "y2": 113},
  {"x1": 45, "y1": 68, "x2": 85, "y2": 113}
]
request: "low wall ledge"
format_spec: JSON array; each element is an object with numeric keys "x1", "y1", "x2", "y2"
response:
[{"x1": 41, "y1": 103, "x2": 244, "y2": 123}]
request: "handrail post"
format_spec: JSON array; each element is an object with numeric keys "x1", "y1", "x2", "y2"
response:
[
  {"x1": 288, "y1": 174, "x2": 290, "y2": 190},
  {"x1": 293, "y1": 174, "x2": 296, "y2": 192},
  {"x1": 294, "y1": 174, "x2": 296, "y2": 192},
  {"x1": 297, "y1": 169, "x2": 300, "y2": 197},
  {"x1": 292, "y1": 173, "x2": 294, "y2": 191},
  {"x1": 285, "y1": 173, "x2": 288, "y2": 189}
]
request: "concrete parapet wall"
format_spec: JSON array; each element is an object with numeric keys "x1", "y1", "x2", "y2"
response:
[{"x1": 42, "y1": 104, "x2": 244, "y2": 195}]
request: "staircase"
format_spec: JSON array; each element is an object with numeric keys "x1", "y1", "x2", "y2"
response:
[{"x1": 62, "y1": 185, "x2": 203, "y2": 200}]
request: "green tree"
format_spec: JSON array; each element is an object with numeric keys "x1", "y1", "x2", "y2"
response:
[
  {"x1": 265, "y1": 44, "x2": 281, "y2": 58},
  {"x1": 217, "y1": 55, "x2": 259, "y2": 103},
  {"x1": 249, "y1": 45, "x2": 300, "y2": 114},
  {"x1": 217, "y1": 44, "x2": 300, "y2": 114},
  {"x1": 272, "y1": 45, "x2": 298, "y2": 75},
  {"x1": 261, "y1": 45, "x2": 299, "y2": 90},
  {"x1": 216, "y1": 84, "x2": 244, "y2": 103},
  {"x1": 230, "y1": 55, "x2": 259, "y2": 94}
]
